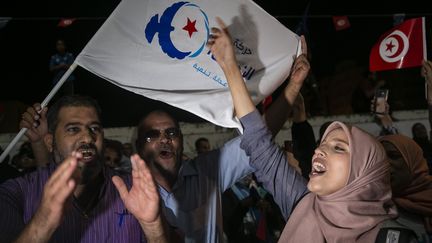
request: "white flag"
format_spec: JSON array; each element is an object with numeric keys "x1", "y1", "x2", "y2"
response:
[{"x1": 76, "y1": 0, "x2": 300, "y2": 130}]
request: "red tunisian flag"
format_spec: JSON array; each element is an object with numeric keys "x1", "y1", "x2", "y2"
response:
[{"x1": 370, "y1": 17, "x2": 426, "y2": 72}]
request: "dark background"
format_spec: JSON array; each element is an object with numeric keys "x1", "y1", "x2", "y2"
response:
[{"x1": 0, "y1": 0, "x2": 430, "y2": 129}]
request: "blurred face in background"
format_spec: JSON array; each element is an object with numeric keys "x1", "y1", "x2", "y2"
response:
[
  {"x1": 104, "y1": 147, "x2": 121, "y2": 169},
  {"x1": 196, "y1": 140, "x2": 211, "y2": 154},
  {"x1": 56, "y1": 40, "x2": 66, "y2": 54},
  {"x1": 122, "y1": 142, "x2": 133, "y2": 157},
  {"x1": 381, "y1": 141, "x2": 412, "y2": 192}
]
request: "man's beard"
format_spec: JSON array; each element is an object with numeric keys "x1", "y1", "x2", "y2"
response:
[{"x1": 144, "y1": 150, "x2": 181, "y2": 184}]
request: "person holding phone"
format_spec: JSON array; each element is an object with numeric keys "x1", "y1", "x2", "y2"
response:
[
  {"x1": 371, "y1": 89, "x2": 399, "y2": 136},
  {"x1": 351, "y1": 71, "x2": 387, "y2": 113},
  {"x1": 374, "y1": 89, "x2": 389, "y2": 115}
]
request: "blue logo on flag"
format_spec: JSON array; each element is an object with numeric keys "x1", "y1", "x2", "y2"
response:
[{"x1": 145, "y1": 1, "x2": 209, "y2": 60}]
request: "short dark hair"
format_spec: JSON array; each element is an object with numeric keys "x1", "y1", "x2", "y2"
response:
[
  {"x1": 195, "y1": 137, "x2": 209, "y2": 149},
  {"x1": 47, "y1": 95, "x2": 102, "y2": 133},
  {"x1": 411, "y1": 122, "x2": 426, "y2": 137},
  {"x1": 135, "y1": 110, "x2": 180, "y2": 154},
  {"x1": 412, "y1": 122, "x2": 425, "y2": 131}
]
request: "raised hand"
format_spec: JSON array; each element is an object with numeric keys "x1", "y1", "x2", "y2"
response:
[
  {"x1": 112, "y1": 154, "x2": 161, "y2": 227},
  {"x1": 35, "y1": 152, "x2": 79, "y2": 225},
  {"x1": 207, "y1": 17, "x2": 255, "y2": 118},
  {"x1": 422, "y1": 60, "x2": 432, "y2": 105},
  {"x1": 207, "y1": 17, "x2": 237, "y2": 71},
  {"x1": 422, "y1": 60, "x2": 432, "y2": 85},
  {"x1": 19, "y1": 103, "x2": 50, "y2": 166},
  {"x1": 289, "y1": 35, "x2": 310, "y2": 87},
  {"x1": 19, "y1": 103, "x2": 48, "y2": 143},
  {"x1": 263, "y1": 36, "x2": 310, "y2": 135},
  {"x1": 292, "y1": 93, "x2": 307, "y2": 123},
  {"x1": 15, "y1": 152, "x2": 79, "y2": 242}
]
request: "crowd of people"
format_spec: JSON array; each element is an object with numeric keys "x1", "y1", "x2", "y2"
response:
[{"x1": 0, "y1": 17, "x2": 431, "y2": 243}]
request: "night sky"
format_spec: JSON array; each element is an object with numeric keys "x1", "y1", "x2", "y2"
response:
[{"x1": 0, "y1": 0, "x2": 429, "y2": 128}]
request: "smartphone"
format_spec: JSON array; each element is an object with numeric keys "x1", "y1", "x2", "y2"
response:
[
  {"x1": 374, "y1": 89, "x2": 388, "y2": 114},
  {"x1": 284, "y1": 140, "x2": 293, "y2": 153}
]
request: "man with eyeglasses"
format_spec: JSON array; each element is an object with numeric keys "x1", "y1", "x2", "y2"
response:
[{"x1": 135, "y1": 109, "x2": 254, "y2": 242}]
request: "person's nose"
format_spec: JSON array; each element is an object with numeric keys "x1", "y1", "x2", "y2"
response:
[
  {"x1": 81, "y1": 127, "x2": 96, "y2": 144},
  {"x1": 158, "y1": 131, "x2": 172, "y2": 144},
  {"x1": 314, "y1": 146, "x2": 326, "y2": 158}
]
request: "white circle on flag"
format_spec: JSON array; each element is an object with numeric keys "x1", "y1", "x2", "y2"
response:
[
  {"x1": 170, "y1": 4, "x2": 209, "y2": 56},
  {"x1": 379, "y1": 30, "x2": 409, "y2": 63}
]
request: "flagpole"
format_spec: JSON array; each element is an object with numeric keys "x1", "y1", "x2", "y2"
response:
[{"x1": 0, "y1": 62, "x2": 78, "y2": 163}]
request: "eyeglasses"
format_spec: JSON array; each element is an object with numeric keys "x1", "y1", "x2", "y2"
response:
[{"x1": 143, "y1": 127, "x2": 181, "y2": 143}]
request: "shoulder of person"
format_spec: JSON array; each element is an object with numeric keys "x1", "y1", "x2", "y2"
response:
[{"x1": 375, "y1": 219, "x2": 418, "y2": 243}]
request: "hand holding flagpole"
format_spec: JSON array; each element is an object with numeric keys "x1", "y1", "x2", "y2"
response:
[{"x1": 0, "y1": 63, "x2": 78, "y2": 163}]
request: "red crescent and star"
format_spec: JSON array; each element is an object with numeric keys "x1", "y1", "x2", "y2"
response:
[
  {"x1": 385, "y1": 34, "x2": 404, "y2": 58},
  {"x1": 183, "y1": 18, "x2": 198, "y2": 37}
]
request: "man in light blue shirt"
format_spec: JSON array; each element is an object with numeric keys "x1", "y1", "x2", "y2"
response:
[{"x1": 135, "y1": 110, "x2": 254, "y2": 242}]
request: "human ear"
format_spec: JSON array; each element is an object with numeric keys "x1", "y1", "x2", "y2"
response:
[{"x1": 44, "y1": 134, "x2": 54, "y2": 152}]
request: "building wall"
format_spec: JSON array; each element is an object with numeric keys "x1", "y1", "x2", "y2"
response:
[{"x1": 0, "y1": 109, "x2": 429, "y2": 161}]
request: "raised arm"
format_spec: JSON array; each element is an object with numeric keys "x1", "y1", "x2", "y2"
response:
[
  {"x1": 207, "y1": 17, "x2": 255, "y2": 118},
  {"x1": 112, "y1": 154, "x2": 172, "y2": 242},
  {"x1": 422, "y1": 60, "x2": 432, "y2": 137},
  {"x1": 264, "y1": 36, "x2": 310, "y2": 136},
  {"x1": 370, "y1": 96, "x2": 398, "y2": 135},
  {"x1": 291, "y1": 94, "x2": 315, "y2": 179},
  {"x1": 208, "y1": 18, "x2": 308, "y2": 219}
]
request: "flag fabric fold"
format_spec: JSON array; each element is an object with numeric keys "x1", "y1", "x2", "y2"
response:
[
  {"x1": 76, "y1": 0, "x2": 300, "y2": 130},
  {"x1": 370, "y1": 17, "x2": 426, "y2": 72}
]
